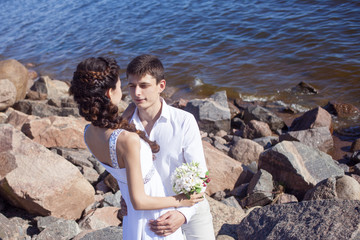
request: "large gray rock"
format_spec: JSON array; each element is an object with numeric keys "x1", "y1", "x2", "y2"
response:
[
  {"x1": 0, "y1": 124, "x2": 94, "y2": 220},
  {"x1": 77, "y1": 226, "x2": 123, "y2": 240},
  {"x1": 0, "y1": 79, "x2": 17, "y2": 111},
  {"x1": 245, "y1": 169, "x2": 274, "y2": 208},
  {"x1": 13, "y1": 99, "x2": 80, "y2": 117},
  {"x1": 243, "y1": 105, "x2": 286, "y2": 132},
  {"x1": 0, "y1": 59, "x2": 29, "y2": 102},
  {"x1": 236, "y1": 199, "x2": 360, "y2": 240},
  {"x1": 36, "y1": 216, "x2": 81, "y2": 240},
  {"x1": 279, "y1": 126, "x2": 334, "y2": 153},
  {"x1": 184, "y1": 91, "x2": 231, "y2": 133},
  {"x1": 259, "y1": 141, "x2": 344, "y2": 198}
]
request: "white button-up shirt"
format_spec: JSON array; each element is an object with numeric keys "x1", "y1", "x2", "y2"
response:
[{"x1": 130, "y1": 99, "x2": 208, "y2": 222}]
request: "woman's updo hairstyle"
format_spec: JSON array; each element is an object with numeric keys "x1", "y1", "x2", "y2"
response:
[{"x1": 70, "y1": 57, "x2": 159, "y2": 153}]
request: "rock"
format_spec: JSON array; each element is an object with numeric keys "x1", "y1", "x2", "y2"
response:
[
  {"x1": 0, "y1": 59, "x2": 29, "y2": 102},
  {"x1": 245, "y1": 169, "x2": 274, "y2": 208},
  {"x1": 236, "y1": 199, "x2": 360, "y2": 240},
  {"x1": 229, "y1": 138, "x2": 264, "y2": 166},
  {"x1": 245, "y1": 120, "x2": 273, "y2": 139},
  {"x1": 259, "y1": 141, "x2": 344, "y2": 198},
  {"x1": 0, "y1": 79, "x2": 17, "y2": 111},
  {"x1": 252, "y1": 136, "x2": 279, "y2": 149},
  {"x1": 273, "y1": 193, "x2": 298, "y2": 204},
  {"x1": 0, "y1": 212, "x2": 23, "y2": 240},
  {"x1": 203, "y1": 141, "x2": 244, "y2": 195},
  {"x1": 350, "y1": 151, "x2": 360, "y2": 164},
  {"x1": 30, "y1": 76, "x2": 70, "y2": 101},
  {"x1": 79, "y1": 207, "x2": 121, "y2": 230},
  {"x1": 184, "y1": 91, "x2": 231, "y2": 133},
  {"x1": 351, "y1": 138, "x2": 360, "y2": 152},
  {"x1": 336, "y1": 175, "x2": 360, "y2": 200},
  {"x1": 76, "y1": 226, "x2": 123, "y2": 240},
  {"x1": 103, "y1": 191, "x2": 122, "y2": 208},
  {"x1": 243, "y1": 105, "x2": 286, "y2": 132},
  {"x1": 13, "y1": 99, "x2": 80, "y2": 117},
  {"x1": 21, "y1": 115, "x2": 88, "y2": 149},
  {"x1": 303, "y1": 177, "x2": 337, "y2": 201},
  {"x1": 82, "y1": 166, "x2": 100, "y2": 184},
  {"x1": 0, "y1": 124, "x2": 94, "y2": 220},
  {"x1": 211, "y1": 191, "x2": 226, "y2": 201},
  {"x1": 221, "y1": 196, "x2": 243, "y2": 209},
  {"x1": 279, "y1": 127, "x2": 334, "y2": 153},
  {"x1": 290, "y1": 107, "x2": 332, "y2": 131},
  {"x1": 5, "y1": 109, "x2": 40, "y2": 130},
  {"x1": 26, "y1": 89, "x2": 48, "y2": 100},
  {"x1": 227, "y1": 183, "x2": 249, "y2": 200},
  {"x1": 0, "y1": 112, "x2": 7, "y2": 124},
  {"x1": 36, "y1": 217, "x2": 81, "y2": 240},
  {"x1": 207, "y1": 196, "x2": 245, "y2": 238},
  {"x1": 291, "y1": 81, "x2": 318, "y2": 94},
  {"x1": 323, "y1": 101, "x2": 360, "y2": 118}
]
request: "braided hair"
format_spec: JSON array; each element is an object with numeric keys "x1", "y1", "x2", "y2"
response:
[{"x1": 70, "y1": 57, "x2": 159, "y2": 153}]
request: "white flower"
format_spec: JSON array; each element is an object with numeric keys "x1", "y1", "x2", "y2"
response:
[{"x1": 171, "y1": 162, "x2": 210, "y2": 198}]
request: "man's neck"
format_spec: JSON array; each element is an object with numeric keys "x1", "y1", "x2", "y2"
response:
[{"x1": 137, "y1": 98, "x2": 163, "y2": 135}]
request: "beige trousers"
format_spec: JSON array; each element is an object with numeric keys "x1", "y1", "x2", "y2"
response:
[{"x1": 182, "y1": 199, "x2": 216, "y2": 240}]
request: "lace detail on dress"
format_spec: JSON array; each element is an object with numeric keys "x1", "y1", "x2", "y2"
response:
[
  {"x1": 109, "y1": 129, "x2": 155, "y2": 184},
  {"x1": 109, "y1": 129, "x2": 122, "y2": 169},
  {"x1": 143, "y1": 165, "x2": 155, "y2": 184}
]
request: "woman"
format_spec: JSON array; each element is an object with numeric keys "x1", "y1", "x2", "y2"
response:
[{"x1": 69, "y1": 57, "x2": 203, "y2": 239}]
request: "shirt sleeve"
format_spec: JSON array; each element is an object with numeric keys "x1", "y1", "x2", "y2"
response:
[{"x1": 178, "y1": 113, "x2": 208, "y2": 223}]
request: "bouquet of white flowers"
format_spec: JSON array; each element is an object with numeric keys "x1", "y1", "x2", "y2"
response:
[{"x1": 171, "y1": 162, "x2": 210, "y2": 199}]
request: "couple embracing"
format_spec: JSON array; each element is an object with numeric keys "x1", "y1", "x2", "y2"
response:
[{"x1": 70, "y1": 54, "x2": 215, "y2": 239}]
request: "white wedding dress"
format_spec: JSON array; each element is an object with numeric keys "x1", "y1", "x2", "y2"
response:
[{"x1": 84, "y1": 126, "x2": 183, "y2": 240}]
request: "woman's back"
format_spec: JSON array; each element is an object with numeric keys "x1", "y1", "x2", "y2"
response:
[{"x1": 84, "y1": 125, "x2": 183, "y2": 240}]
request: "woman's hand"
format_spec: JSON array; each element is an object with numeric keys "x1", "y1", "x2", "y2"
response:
[{"x1": 176, "y1": 193, "x2": 205, "y2": 207}]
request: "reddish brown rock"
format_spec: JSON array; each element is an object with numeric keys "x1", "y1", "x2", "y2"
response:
[
  {"x1": 323, "y1": 101, "x2": 360, "y2": 118},
  {"x1": 290, "y1": 107, "x2": 332, "y2": 132},
  {"x1": 229, "y1": 138, "x2": 264, "y2": 165},
  {"x1": 242, "y1": 120, "x2": 272, "y2": 139},
  {"x1": 203, "y1": 141, "x2": 244, "y2": 195},
  {"x1": 79, "y1": 207, "x2": 121, "y2": 230},
  {"x1": 0, "y1": 59, "x2": 29, "y2": 102},
  {"x1": 0, "y1": 124, "x2": 95, "y2": 220},
  {"x1": 21, "y1": 115, "x2": 88, "y2": 149},
  {"x1": 5, "y1": 109, "x2": 40, "y2": 130},
  {"x1": 351, "y1": 138, "x2": 360, "y2": 152}
]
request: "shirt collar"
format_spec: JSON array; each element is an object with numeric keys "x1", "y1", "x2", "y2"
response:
[{"x1": 131, "y1": 98, "x2": 170, "y2": 127}]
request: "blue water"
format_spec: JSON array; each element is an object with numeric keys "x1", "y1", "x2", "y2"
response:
[{"x1": 1, "y1": 0, "x2": 359, "y2": 109}]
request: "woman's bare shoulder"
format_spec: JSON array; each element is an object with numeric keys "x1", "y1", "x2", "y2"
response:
[{"x1": 116, "y1": 130, "x2": 140, "y2": 149}]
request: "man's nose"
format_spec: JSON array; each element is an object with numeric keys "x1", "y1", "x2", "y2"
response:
[{"x1": 135, "y1": 86, "x2": 141, "y2": 96}]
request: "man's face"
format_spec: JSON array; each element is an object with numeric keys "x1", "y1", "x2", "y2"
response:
[{"x1": 127, "y1": 73, "x2": 165, "y2": 110}]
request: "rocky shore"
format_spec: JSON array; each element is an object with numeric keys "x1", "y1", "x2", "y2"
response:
[{"x1": 1, "y1": 59, "x2": 360, "y2": 240}]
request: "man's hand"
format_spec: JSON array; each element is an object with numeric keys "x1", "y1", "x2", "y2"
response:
[{"x1": 149, "y1": 210, "x2": 186, "y2": 236}]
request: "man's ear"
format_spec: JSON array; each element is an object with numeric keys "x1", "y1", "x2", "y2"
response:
[{"x1": 158, "y1": 79, "x2": 166, "y2": 93}]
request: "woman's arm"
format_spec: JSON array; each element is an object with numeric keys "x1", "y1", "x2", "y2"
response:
[{"x1": 118, "y1": 131, "x2": 203, "y2": 210}]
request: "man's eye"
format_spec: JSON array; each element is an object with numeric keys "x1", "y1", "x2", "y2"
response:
[{"x1": 140, "y1": 84, "x2": 149, "y2": 89}]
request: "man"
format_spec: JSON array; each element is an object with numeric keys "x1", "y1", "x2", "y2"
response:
[{"x1": 124, "y1": 54, "x2": 215, "y2": 239}]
